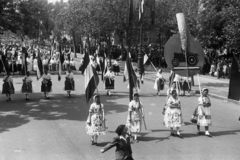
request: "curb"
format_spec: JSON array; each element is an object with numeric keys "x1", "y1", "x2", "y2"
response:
[{"x1": 143, "y1": 76, "x2": 240, "y2": 104}]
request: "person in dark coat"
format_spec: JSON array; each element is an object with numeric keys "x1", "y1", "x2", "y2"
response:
[{"x1": 101, "y1": 124, "x2": 134, "y2": 160}]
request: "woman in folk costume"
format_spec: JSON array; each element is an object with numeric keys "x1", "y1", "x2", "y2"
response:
[
  {"x1": 192, "y1": 88, "x2": 212, "y2": 137},
  {"x1": 112, "y1": 59, "x2": 120, "y2": 75},
  {"x1": 104, "y1": 67, "x2": 115, "y2": 96},
  {"x1": 126, "y1": 92, "x2": 145, "y2": 142},
  {"x1": 21, "y1": 71, "x2": 33, "y2": 100},
  {"x1": 70, "y1": 58, "x2": 76, "y2": 71},
  {"x1": 163, "y1": 88, "x2": 183, "y2": 138},
  {"x1": 41, "y1": 69, "x2": 52, "y2": 99},
  {"x1": 86, "y1": 95, "x2": 106, "y2": 145},
  {"x1": 64, "y1": 69, "x2": 75, "y2": 98},
  {"x1": 2, "y1": 71, "x2": 15, "y2": 101},
  {"x1": 154, "y1": 69, "x2": 165, "y2": 96}
]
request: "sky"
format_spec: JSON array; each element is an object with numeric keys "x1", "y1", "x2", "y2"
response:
[{"x1": 48, "y1": 0, "x2": 68, "y2": 3}]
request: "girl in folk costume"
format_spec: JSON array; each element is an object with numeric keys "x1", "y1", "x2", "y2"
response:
[
  {"x1": 64, "y1": 69, "x2": 75, "y2": 98},
  {"x1": 126, "y1": 92, "x2": 145, "y2": 142},
  {"x1": 112, "y1": 59, "x2": 120, "y2": 75},
  {"x1": 163, "y1": 88, "x2": 183, "y2": 138},
  {"x1": 86, "y1": 95, "x2": 106, "y2": 145},
  {"x1": 2, "y1": 71, "x2": 15, "y2": 101},
  {"x1": 21, "y1": 71, "x2": 33, "y2": 100},
  {"x1": 104, "y1": 67, "x2": 115, "y2": 96},
  {"x1": 70, "y1": 58, "x2": 76, "y2": 71},
  {"x1": 190, "y1": 88, "x2": 212, "y2": 137},
  {"x1": 41, "y1": 69, "x2": 52, "y2": 99},
  {"x1": 154, "y1": 69, "x2": 165, "y2": 96}
]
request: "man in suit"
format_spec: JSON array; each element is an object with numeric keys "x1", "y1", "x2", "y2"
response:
[{"x1": 101, "y1": 125, "x2": 134, "y2": 160}]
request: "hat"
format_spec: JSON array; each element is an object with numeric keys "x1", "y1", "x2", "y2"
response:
[
  {"x1": 93, "y1": 94, "x2": 100, "y2": 100},
  {"x1": 158, "y1": 69, "x2": 162, "y2": 73},
  {"x1": 169, "y1": 88, "x2": 177, "y2": 95},
  {"x1": 133, "y1": 92, "x2": 139, "y2": 97},
  {"x1": 202, "y1": 88, "x2": 209, "y2": 93}
]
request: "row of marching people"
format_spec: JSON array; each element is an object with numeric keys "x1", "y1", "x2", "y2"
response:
[
  {"x1": 1, "y1": 68, "x2": 75, "y2": 101},
  {"x1": 86, "y1": 87, "x2": 213, "y2": 156}
]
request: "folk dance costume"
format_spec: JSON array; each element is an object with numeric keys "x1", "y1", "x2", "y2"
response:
[
  {"x1": 41, "y1": 72, "x2": 52, "y2": 99},
  {"x1": 104, "y1": 68, "x2": 115, "y2": 96},
  {"x1": 70, "y1": 59, "x2": 76, "y2": 71},
  {"x1": 112, "y1": 60, "x2": 120, "y2": 75},
  {"x1": 153, "y1": 69, "x2": 165, "y2": 96},
  {"x1": 190, "y1": 88, "x2": 212, "y2": 137},
  {"x1": 64, "y1": 71, "x2": 75, "y2": 98},
  {"x1": 21, "y1": 73, "x2": 33, "y2": 100},
  {"x1": 86, "y1": 95, "x2": 106, "y2": 145},
  {"x1": 126, "y1": 92, "x2": 144, "y2": 141},
  {"x1": 163, "y1": 89, "x2": 183, "y2": 138},
  {"x1": 2, "y1": 73, "x2": 15, "y2": 101}
]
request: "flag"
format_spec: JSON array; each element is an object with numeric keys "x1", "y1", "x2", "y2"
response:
[
  {"x1": 36, "y1": 49, "x2": 43, "y2": 80},
  {"x1": 129, "y1": 0, "x2": 139, "y2": 26},
  {"x1": 123, "y1": 52, "x2": 137, "y2": 101},
  {"x1": 145, "y1": 0, "x2": 155, "y2": 25},
  {"x1": 176, "y1": 13, "x2": 188, "y2": 52},
  {"x1": 22, "y1": 46, "x2": 28, "y2": 75},
  {"x1": 143, "y1": 54, "x2": 148, "y2": 64},
  {"x1": 101, "y1": 53, "x2": 107, "y2": 81},
  {"x1": 228, "y1": 54, "x2": 240, "y2": 101},
  {"x1": 84, "y1": 51, "x2": 99, "y2": 103},
  {"x1": 58, "y1": 45, "x2": 64, "y2": 81}
]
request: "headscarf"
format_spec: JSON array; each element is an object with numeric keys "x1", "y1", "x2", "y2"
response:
[{"x1": 202, "y1": 88, "x2": 209, "y2": 93}]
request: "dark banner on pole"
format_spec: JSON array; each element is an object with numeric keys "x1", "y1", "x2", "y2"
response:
[{"x1": 228, "y1": 55, "x2": 240, "y2": 101}]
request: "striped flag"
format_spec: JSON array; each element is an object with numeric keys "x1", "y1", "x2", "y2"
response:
[
  {"x1": 36, "y1": 49, "x2": 43, "y2": 80},
  {"x1": 84, "y1": 51, "x2": 99, "y2": 103},
  {"x1": 58, "y1": 45, "x2": 64, "y2": 81},
  {"x1": 143, "y1": 54, "x2": 148, "y2": 64},
  {"x1": 123, "y1": 52, "x2": 137, "y2": 101}
]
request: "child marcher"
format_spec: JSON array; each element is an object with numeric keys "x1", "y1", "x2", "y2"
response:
[
  {"x1": 2, "y1": 71, "x2": 15, "y2": 101},
  {"x1": 190, "y1": 88, "x2": 212, "y2": 137},
  {"x1": 153, "y1": 69, "x2": 165, "y2": 96},
  {"x1": 21, "y1": 71, "x2": 33, "y2": 100}
]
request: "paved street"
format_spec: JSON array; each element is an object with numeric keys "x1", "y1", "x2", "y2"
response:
[{"x1": 0, "y1": 69, "x2": 240, "y2": 160}]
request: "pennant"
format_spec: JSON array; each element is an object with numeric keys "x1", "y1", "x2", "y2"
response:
[
  {"x1": 139, "y1": 0, "x2": 144, "y2": 21},
  {"x1": 84, "y1": 51, "x2": 99, "y2": 103},
  {"x1": 36, "y1": 49, "x2": 43, "y2": 80},
  {"x1": 176, "y1": 13, "x2": 188, "y2": 52}
]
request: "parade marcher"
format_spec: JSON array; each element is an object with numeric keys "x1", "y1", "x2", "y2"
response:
[
  {"x1": 101, "y1": 125, "x2": 134, "y2": 160},
  {"x1": 63, "y1": 57, "x2": 70, "y2": 71},
  {"x1": 209, "y1": 62, "x2": 216, "y2": 77},
  {"x1": 163, "y1": 88, "x2": 183, "y2": 138},
  {"x1": 126, "y1": 92, "x2": 144, "y2": 142},
  {"x1": 180, "y1": 76, "x2": 191, "y2": 96},
  {"x1": 41, "y1": 69, "x2": 52, "y2": 99},
  {"x1": 190, "y1": 88, "x2": 212, "y2": 137},
  {"x1": 153, "y1": 69, "x2": 165, "y2": 96},
  {"x1": 104, "y1": 67, "x2": 115, "y2": 96},
  {"x1": 21, "y1": 71, "x2": 33, "y2": 100},
  {"x1": 64, "y1": 69, "x2": 75, "y2": 98},
  {"x1": 112, "y1": 59, "x2": 120, "y2": 75},
  {"x1": 17, "y1": 55, "x2": 22, "y2": 75},
  {"x1": 86, "y1": 95, "x2": 106, "y2": 145},
  {"x1": 2, "y1": 71, "x2": 15, "y2": 101},
  {"x1": 70, "y1": 58, "x2": 76, "y2": 71}
]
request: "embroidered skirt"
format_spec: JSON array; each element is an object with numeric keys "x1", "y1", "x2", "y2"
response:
[
  {"x1": 64, "y1": 79, "x2": 75, "y2": 91},
  {"x1": 164, "y1": 107, "x2": 183, "y2": 128},
  {"x1": 86, "y1": 113, "x2": 107, "y2": 136},
  {"x1": 21, "y1": 82, "x2": 33, "y2": 93}
]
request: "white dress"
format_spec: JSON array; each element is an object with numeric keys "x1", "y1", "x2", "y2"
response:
[
  {"x1": 197, "y1": 96, "x2": 212, "y2": 126},
  {"x1": 164, "y1": 96, "x2": 183, "y2": 128}
]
